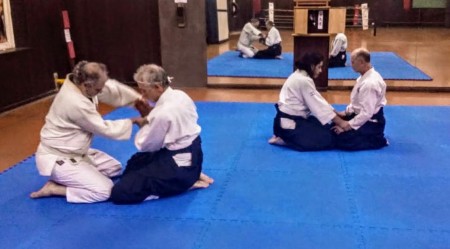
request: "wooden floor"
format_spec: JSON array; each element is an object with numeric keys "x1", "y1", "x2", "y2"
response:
[{"x1": 1, "y1": 27, "x2": 450, "y2": 173}]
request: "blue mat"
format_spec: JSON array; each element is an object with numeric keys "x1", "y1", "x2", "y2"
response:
[
  {"x1": 208, "y1": 51, "x2": 432, "y2": 81},
  {"x1": 2, "y1": 103, "x2": 450, "y2": 248}
]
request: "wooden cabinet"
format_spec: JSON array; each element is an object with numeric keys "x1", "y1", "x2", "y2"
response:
[
  {"x1": 294, "y1": 7, "x2": 346, "y2": 34},
  {"x1": 293, "y1": 7, "x2": 346, "y2": 90}
]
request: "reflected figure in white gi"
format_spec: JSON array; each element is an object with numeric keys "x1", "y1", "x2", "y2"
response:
[
  {"x1": 328, "y1": 33, "x2": 348, "y2": 68},
  {"x1": 30, "y1": 61, "x2": 147, "y2": 203},
  {"x1": 237, "y1": 18, "x2": 264, "y2": 58}
]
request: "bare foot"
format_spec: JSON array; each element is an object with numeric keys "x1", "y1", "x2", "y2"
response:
[
  {"x1": 268, "y1": 135, "x2": 286, "y2": 146},
  {"x1": 200, "y1": 172, "x2": 214, "y2": 184},
  {"x1": 190, "y1": 180, "x2": 210, "y2": 190},
  {"x1": 30, "y1": 181, "x2": 66, "y2": 199}
]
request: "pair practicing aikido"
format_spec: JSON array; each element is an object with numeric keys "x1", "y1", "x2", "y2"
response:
[
  {"x1": 269, "y1": 47, "x2": 388, "y2": 151},
  {"x1": 237, "y1": 18, "x2": 283, "y2": 59},
  {"x1": 30, "y1": 62, "x2": 213, "y2": 204}
]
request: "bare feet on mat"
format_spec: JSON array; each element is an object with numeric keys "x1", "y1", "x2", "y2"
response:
[
  {"x1": 30, "y1": 181, "x2": 66, "y2": 199},
  {"x1": 190, "y1": 180, "x2": 210, "y2": 190},
  {"x1": 268, "y1": 135, "x2": 286, "y2": 146},
  {"x1": 190, "y1": 172, "x2": 215, "y2": 190},
  {"x1": 275, "y1": 55, "x2": 283, "y2": 59},
  {"x1": 200, "y1": 172, "x2": 214, "y2": 184}
]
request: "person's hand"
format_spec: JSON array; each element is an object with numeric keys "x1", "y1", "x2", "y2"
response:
[
  {"x1": 131, "y1": 117, "x2": 148, "y2": 128},
  {"x1": 134, "y1": 98, "x2": 152, "y2": 117},
  {"x1": 331, "y1": 125, "x2": 344, "y2": 134}
]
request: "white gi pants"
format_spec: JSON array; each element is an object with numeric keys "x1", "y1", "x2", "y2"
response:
[
  {"x1": 237, "y1": 42, "x2": 256, "y2": 58},
  {"x1": 36, "y1": 148, "x2": 122, "y2": 203}
]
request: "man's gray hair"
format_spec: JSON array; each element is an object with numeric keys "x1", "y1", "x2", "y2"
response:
[
  {"x1": 133, "y1": 64, "x2": 170, "y2": 88},
  {"x1": 71, "y1": 61, "x2": 108, "y2": 85}
]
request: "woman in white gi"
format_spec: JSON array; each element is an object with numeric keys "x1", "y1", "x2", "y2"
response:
[
  {"x1": 30, "y1": 61, "x2": 146, "y2": 203},
  {"x1": 268, "y1": 52, "x2": 348, "y2": 151},
  {"x1": 237, "y1": 18, "x2": 264, "y2": 58},
  {"x1": 332, "y1": 48, "x2": 388, "y2": 150},
  {"x1": 110, "y1": 64, "x2": 213, "y2": 204},
  {"x1": 328, "y1": 33, "x2": 348, "y2": 68},
  {"x1": 254, "y1": 20, "x2": 282, "y2": 59}
]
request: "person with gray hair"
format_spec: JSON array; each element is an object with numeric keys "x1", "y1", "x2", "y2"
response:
[
  {"x1": 328, "y1": 33, "x2": 348, "y2": 68},
  {"x1": 237, "y1": 18, "x2": 264, "y2": 58},
  {"x1": 254, "y1": 20, "x2": 282, "y2": 59},
  {"x1": 110, "y1": 64, "x2": 214, "y2": 204},
  {"x1": 30, "y1": 61, "x2": 146, "y2": 203},
  {"x1": 332, "y1": 47, "x2": 388, "y2": 150}
]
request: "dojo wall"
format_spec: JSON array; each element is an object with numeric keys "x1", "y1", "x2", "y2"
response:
[{"x1": 1, "y1": 0, "x2": 167, "y2": 112}]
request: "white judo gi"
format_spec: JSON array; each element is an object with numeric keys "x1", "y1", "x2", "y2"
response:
[
  {"x1": 329, "y1": 33, "x2": 348, "y2": 67},
  {"x1": 35, "y1": 76, "x2": 140, "y2": 203},
  {"x1": 237, "y1": 22, "x2": 262, "y2": 58},
  {"x1": 278, "y1": 70, "x2": 335, "y2": 126},
  {"x1": 274, "y1": 70, "x2": 337, "y2": 151},
  {"x1": 330, "y1": 33, "x2": 347, "y2": 58},
  {"x1": 335, "y1": 67, "x2": 388, "y2": 150},
  {"x1": 345, "y1": 67, "x2": 387, "y2": 130},
  {"x1": 110, "y1": 87, "x2": 203, "y2": 204}
]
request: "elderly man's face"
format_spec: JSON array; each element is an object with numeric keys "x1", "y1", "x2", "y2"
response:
[
  {"x1": 351, "y1": 54, "x2": 363, "y2": 73},
  {"x1": 82, "y1": 73, "x2": 107, "y2": 98},
  {"x1": 138, "y1": 83, "x2": 164, "y2": 103}
]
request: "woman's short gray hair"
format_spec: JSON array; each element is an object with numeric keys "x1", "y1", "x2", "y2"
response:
[{"x1": 133, "y1": 64, "x2": 171, "y2": 88}]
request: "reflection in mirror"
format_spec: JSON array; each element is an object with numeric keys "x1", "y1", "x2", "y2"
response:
[{"x1": 0, "y1": 0, "x2": 15, "y2": 50}]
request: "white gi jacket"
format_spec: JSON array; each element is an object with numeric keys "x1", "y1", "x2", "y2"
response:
[
  {"x1": 330, "y1": 33, "x2": 347, "y2": 57},
  {"x1": 346, "y1": 68, "x2": 387, "y2": 129},
  {"x1": 265, "y1": 26, "x2": 282, "y2": 46},
  {"x1": 238, "y1": 22, "x2": 261, "y2": 47},
  {"x1": 135, "y1": 87, "x2": 201, "y2": 153},
  {"x1": 278, "y1": 70, "x2": 336, "y2": 125},
  {"x1": 36, "y1": 77, "x2": 140, "y2": 176}
]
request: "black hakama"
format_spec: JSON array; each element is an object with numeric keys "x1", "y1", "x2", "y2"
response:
[{"x1": 110, "y1": 137, "x2": 203, "y2": 204}]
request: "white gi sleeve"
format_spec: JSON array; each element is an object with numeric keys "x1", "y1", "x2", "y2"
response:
[
  {"x1": 98, "y1": 79, "x2": 141, "y2": 107},
  {"x1": 71, "y1": 101, "x2": 133, "y2": 140},
  {"x1": 134, "y1": 114, "x2": 169, "y2": 152},
  {"x1": 244, "y1": 23, "x2": 261, "y2": 41},
  {"x1": 300, "y1": 79, "x2": 336, "y2": 125}
]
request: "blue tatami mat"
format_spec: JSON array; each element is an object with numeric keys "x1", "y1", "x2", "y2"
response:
[
  {"x1": 1, "y1": 103, "x2": 450, "y2": 249},
  {"x1": 207, "y1": 51, "x2": 432, "y2": 81}
]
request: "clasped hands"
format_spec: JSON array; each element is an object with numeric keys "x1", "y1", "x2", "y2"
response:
[
  {"x1": 331, "y1": 111, "x2": 352, "y2": 134},
  {"x1": 131, "y1": 98, "x2": 153, "y2": 127}
]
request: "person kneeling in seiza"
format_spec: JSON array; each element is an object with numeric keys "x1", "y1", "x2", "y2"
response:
[
  {"x1": 110, "y1": 64, "x2": 214, "y2": 204},
  {"x1": 253, "y1": 20, "x2": 282, "y2": 59},
  {"x1": 332, "y1": 48, "x2": 388, "y2": 150},
  {"x1": 268, "y1": 52, "x2": 348, "y2": 151}
]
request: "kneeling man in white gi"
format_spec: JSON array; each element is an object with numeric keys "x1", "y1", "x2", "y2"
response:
[
  {"x1": 110, "y1": 64, "x2": 214, "y2": 204},
  {"x1": 30, "y1": 61, "x2": 147, "y2": 203}
]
